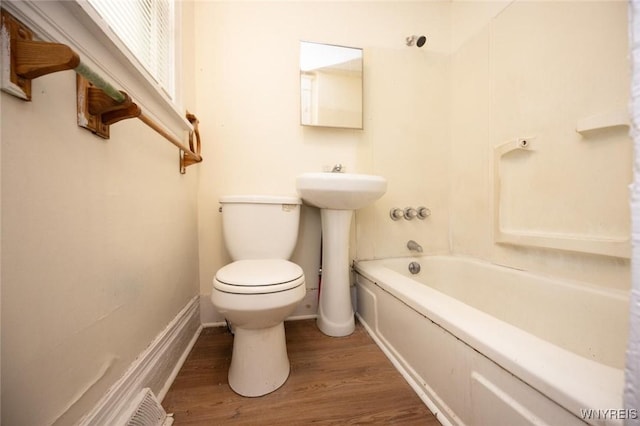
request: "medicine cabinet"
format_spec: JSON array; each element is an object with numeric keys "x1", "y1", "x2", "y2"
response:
[{"x1": 300, "y1": 41, "x2": 363, "y2": 129}]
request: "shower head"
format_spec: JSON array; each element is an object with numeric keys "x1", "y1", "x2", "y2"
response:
[{"x1": 406, "y1": 35, "x2": 426, "y2": 48}]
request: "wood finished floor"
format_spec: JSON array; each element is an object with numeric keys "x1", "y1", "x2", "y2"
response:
[{"x1": 163, "y1": 319, "x2": 439, "y2": 425}]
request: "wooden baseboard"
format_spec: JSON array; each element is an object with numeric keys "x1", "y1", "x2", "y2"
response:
[{"x1": 78, "y1": 296, "x2": 201, "y2": 425}]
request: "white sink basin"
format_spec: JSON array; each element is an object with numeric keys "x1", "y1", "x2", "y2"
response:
[
  {"x1": 296, "y1": 171, "x2": 387, "y2": 337},
  {"x1": 296, "y1": 172, "x2": 387, "y2": 210}
]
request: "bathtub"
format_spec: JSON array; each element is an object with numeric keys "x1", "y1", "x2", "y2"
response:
[{"x1": 354, "y1": 256, "x2": 629, "y2": 426}]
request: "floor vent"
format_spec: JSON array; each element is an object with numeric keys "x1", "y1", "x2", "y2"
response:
[{"x1": 125, "y1": 388, "x2": 174, "y2": 426}]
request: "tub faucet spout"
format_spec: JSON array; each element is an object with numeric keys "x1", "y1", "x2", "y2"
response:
[{"x1": 407, "y1": 240, "x2": 423, "y2": 253}]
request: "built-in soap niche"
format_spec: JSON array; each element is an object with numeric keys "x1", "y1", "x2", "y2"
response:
[
  {"x1": 494, "y1": 130, "x2": 631, "y2": 258},
  {"x1": 488, "y1": 1, "x2": 631, "y2": 259}
]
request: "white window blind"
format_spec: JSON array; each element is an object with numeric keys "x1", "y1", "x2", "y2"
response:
[{"x1": 87, "y1": 0, "x2": 176, "y2": 99}]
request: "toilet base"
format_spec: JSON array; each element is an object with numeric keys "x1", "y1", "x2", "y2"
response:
[{"x1": 228, "y1": 322, "x2": 290, "y2": 397}]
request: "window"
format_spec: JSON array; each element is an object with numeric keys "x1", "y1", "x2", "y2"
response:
[{"x1": 86, "y1": 0, "x2": 176, "y2": 100}]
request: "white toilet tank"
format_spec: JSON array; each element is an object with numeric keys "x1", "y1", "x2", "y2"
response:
[{"x1": 219, "y1": 195, "x2": 302, "y2": 260}]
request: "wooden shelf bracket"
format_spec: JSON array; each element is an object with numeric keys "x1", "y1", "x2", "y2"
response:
[
  {"x1": 1, "y1": 9, "x2": 203, "y2": 174},
  {"x1": 77, "y1": 75, "x2": 141, "y2": 139},
  {"x1": 182, "y1": 113, "x2": 202, "y2": 173},
  {"x1": 1, "y1": 10, "x2": 79, "y2": 100}
]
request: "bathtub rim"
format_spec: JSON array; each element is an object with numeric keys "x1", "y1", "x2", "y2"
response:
[{"x1": 354, "y1": 255, "x2": 625, "y2": 425}]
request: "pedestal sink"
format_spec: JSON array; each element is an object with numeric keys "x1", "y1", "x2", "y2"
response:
[{"x1": 296, "y1": 172, "x2": 387, "y2": 336}]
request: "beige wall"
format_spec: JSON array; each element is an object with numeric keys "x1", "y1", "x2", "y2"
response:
[
  {"x1": 450, "y1": 0, "x2": 631, "y2": 290},
  {"x1": 194, "y1": 1, "x2": 453, "y2": 318},
  {"x1": 196, "y1": 0, "x2": 631, "y2": 319},
  {"x1": 0, "y1": 1, "x2": 632, "y2": 424},
  {"x1": 1, "y1": 2, "x2": 199, "y2": 425},
  {"x1": 0, "y1": 0, "x2": 632, "y2": 424}
]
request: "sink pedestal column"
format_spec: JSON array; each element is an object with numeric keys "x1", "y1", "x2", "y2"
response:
[{"x1": 317, "y1": 209, "x2": 355, "y2": 337}]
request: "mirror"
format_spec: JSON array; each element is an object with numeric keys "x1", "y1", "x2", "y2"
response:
[{"x1": 300, "y1": 41, "x2": 363, "y2": 129}]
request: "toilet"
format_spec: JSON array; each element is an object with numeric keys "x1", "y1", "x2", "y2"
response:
[{"x1": 211, "y1": 195, "x2": 305, "y2": 397}]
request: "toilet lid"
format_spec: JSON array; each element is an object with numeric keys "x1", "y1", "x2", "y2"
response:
[{"x1": 214, "y1": 259, "x2": 304, "y2": 294}]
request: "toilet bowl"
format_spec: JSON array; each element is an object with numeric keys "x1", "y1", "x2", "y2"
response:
[
  {"x1": 213, "y1": 259, "x2": 305, "y2": 396},
  {"x1": 210, "y1": 195, "x2": 305, "y2": 397}
]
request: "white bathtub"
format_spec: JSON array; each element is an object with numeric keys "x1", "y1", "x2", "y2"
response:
[{"x1": 354, "y1": 256, "x2": 629, "y2": 426}]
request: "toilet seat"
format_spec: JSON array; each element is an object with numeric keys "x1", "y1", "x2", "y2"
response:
[{"x1": 214, "y1": 259, "x2": 304, "y2": 294}]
